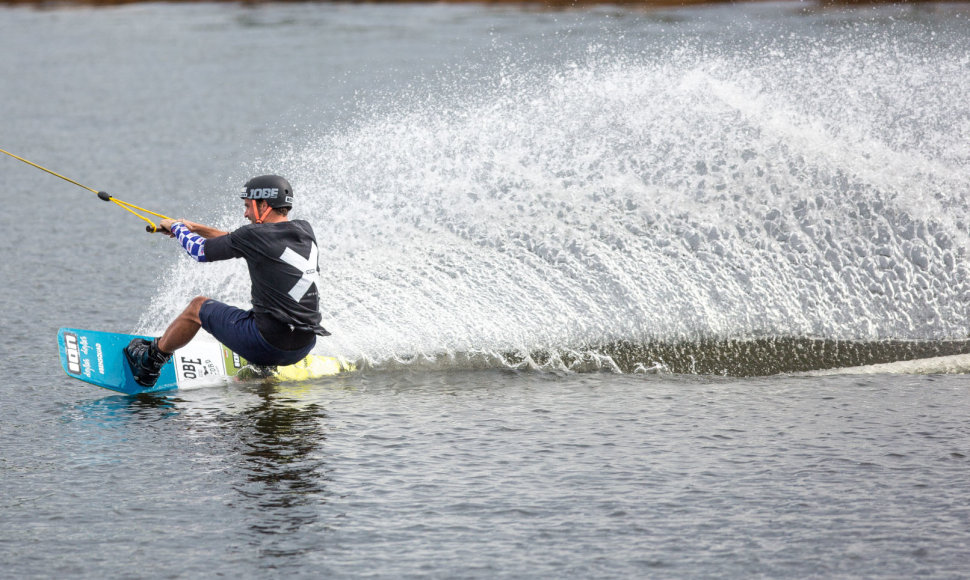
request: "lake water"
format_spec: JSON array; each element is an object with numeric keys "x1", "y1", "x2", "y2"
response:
[{"x1": 2, "y1": 1, "x2": 970, "y2": 577}]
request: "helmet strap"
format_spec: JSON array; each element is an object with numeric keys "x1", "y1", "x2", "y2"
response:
[{"x1": 250, "y1": 199, "x2": 274, "y2": 224}]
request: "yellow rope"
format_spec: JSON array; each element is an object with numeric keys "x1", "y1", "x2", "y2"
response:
[
  {"x1": 110, "y1": 198, "x2": 172, "y2": 231},
  {"x1": 0, "y1": 147, "x2": 172, "y2": 231}
]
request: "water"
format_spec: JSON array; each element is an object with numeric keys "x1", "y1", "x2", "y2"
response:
[{"x1": 2, "y1": 2, "x2": 970, "y2": 577}]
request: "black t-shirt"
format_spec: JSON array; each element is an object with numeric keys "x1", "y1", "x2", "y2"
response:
[{"x1": 205, "y1": 220, "x2": 330, "y2": 349}]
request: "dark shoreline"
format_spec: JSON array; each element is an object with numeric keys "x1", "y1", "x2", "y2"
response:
[{"x1": 0, "y1": 0, "x2": 964, "y2": 6}]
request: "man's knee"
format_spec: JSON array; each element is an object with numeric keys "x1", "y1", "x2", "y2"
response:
[
  {"x1": 183, "y1": 296, "x2": 209, "y2": 322},
  {"x1": 188, "y1": 296, "x2": 209, "y2": 311}
]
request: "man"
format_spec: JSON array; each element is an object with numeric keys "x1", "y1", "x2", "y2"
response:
[{"x1": 124, "y1": 175, "x2": 330, "y2": 388}]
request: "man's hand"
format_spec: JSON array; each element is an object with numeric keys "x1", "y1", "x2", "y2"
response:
[{"x1": 157, "y1": 218, "x2": 178, "y2": 238}]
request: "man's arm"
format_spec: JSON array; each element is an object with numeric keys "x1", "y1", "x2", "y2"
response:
[
  {"x1": 168, "y1": 223, "x2": 208, "y2": 262},
  {"x1": 159, "y1": 218, "x2": 227, "y2": 239},
  {"x1": 157, "y1": 218, "x2": 238, "y2": 263}
]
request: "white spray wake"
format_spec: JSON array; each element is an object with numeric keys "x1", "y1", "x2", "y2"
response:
[{"x1": 141, "y1": 36, "x2": 970, "y2": 371}]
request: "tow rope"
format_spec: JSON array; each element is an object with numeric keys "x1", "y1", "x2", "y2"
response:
[{"x1": 0, "y1": 147, "x2": 173, "y2": 232}]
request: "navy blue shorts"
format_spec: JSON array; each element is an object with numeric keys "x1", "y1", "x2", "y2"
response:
[{"x1": 199, "y1": 299, "x2": 315, "y2": 366}]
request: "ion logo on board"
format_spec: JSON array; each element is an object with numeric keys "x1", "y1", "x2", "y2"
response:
[{"x1": 64, "y1": 332, "x2": 81, "y2": 375}]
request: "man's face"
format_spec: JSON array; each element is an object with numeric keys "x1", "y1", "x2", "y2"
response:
[{"x1": 244, "y1": 200, "x2": 261, "y2": 223}]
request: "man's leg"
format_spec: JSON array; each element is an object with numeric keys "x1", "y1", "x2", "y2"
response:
[
  {"x1": 157, "y1": 296, "x2": 209, "y2": 354},
  {"x1": 124, "y1": 296, "x2": 209, "y2": 388}
]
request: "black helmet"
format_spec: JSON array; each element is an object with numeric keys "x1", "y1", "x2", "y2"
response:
[{"x1": 240, "y1": 175, "x2": 293, "y2": 209}]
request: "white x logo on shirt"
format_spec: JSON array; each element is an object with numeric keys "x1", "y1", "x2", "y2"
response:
[{"x1": 279, "y1": 243, "x2": 320, "y2": 302}]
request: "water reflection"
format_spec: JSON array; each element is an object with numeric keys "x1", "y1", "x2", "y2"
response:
[
  {"x1": 70, "y1": 381, "x2": 334, "y2": 560},
  {"x1": 69, "y1": 391, "x2": 180, "y2": 427},
  {"x1": 225, "y1": 382, "x2": 331, "y2": 551}
]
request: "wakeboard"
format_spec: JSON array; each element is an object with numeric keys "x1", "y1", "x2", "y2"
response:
[{"x1": 57, "y1": 327, "x2": 355, "y2": 395}]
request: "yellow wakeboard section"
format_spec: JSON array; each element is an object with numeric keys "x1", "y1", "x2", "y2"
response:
[{"x1": 268, "y1": 354, "x2": 357, "y2": 382}]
